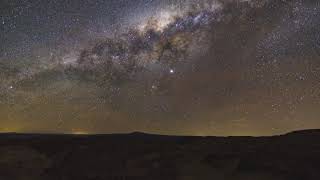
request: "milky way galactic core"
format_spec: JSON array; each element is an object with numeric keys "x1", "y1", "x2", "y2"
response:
[{"x1": 1, "y1": 0, "x2": 320, "y2": 135}]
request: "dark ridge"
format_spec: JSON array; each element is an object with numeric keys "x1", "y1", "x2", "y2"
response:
[
  {"x1": 0, "y1": 129, "x2": 319, "y2": 179},
  {"x1": 286, "y1": 129, "x2": 320, "y2": 135},
  {"x1": 1, "y1": 129, "x2": 320, "y2": 138}
]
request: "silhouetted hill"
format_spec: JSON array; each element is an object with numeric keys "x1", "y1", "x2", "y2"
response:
[{"x1": 0, "y1": 130, "x2": 320, "y2": 180}]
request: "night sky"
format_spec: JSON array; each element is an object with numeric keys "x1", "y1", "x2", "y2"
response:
[{"x1": 0, "y1": 0, "x2": 320, "y2": 136}]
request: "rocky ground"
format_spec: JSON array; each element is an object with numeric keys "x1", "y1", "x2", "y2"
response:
[{"x1": 0, "y1": 130, "x2": 320, "y2": 180}]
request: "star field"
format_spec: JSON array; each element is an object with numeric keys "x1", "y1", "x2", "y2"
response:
[{"x1": 0, "y1": 0, "x2": 320, "y2": 136}]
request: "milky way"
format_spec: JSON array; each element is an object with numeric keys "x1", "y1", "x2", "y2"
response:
[{"x1": 1, "y1": 0, "x2": 320, "y2": 135}]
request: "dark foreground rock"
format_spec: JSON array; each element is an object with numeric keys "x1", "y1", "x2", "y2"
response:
[{"x1": 0, "y1": 130, "x2": 320, "y2": 180}]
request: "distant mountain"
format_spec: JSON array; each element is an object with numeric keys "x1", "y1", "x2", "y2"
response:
[{"x1": 0, "y1": 130, "x2": 320, "y2": 180}]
